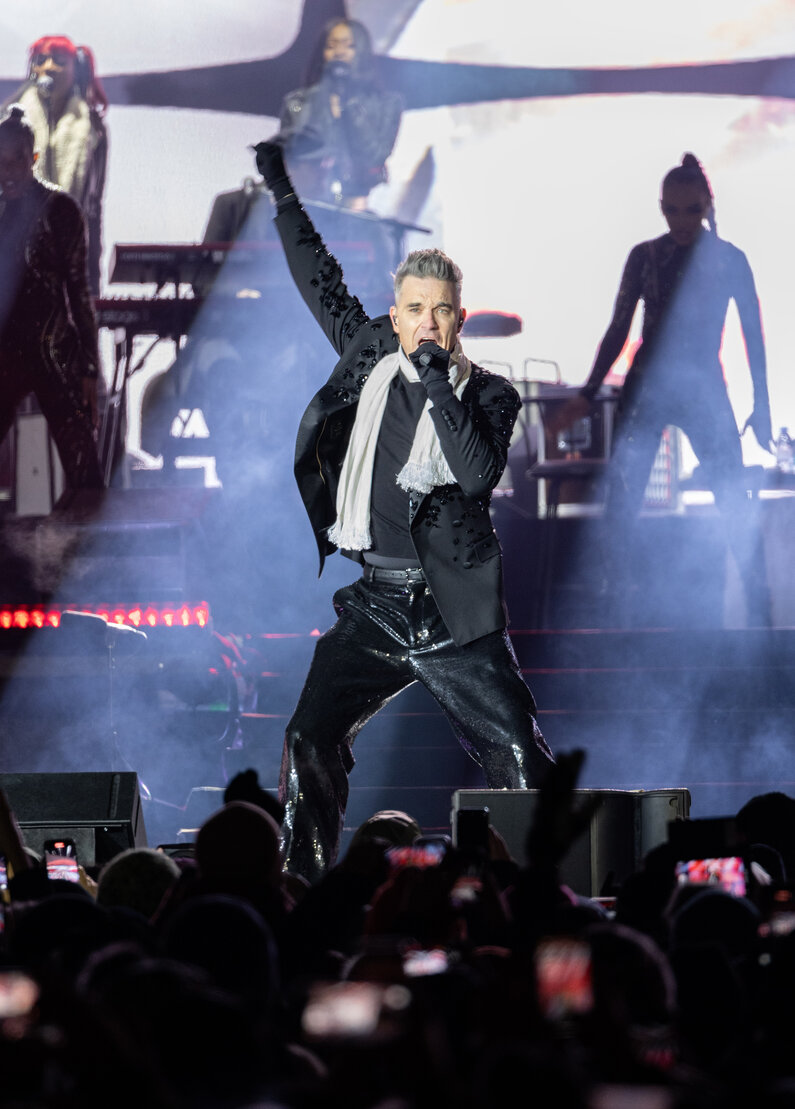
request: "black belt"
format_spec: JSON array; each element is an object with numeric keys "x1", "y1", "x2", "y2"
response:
[{"x1": 363, "y1": 565, "x2": 425, "y2": 584}]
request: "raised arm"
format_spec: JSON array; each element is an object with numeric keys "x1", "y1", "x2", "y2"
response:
[{"x1": 254, "y1": 139, "x2": 370, "y2": 355}]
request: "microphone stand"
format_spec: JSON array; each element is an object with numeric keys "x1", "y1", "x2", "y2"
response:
[{"x1": 58, "y1": 611, "x2": 150, "y2": 795}]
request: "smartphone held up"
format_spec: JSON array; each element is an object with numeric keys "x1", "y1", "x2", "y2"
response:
[{"x1": 44, "y1": 839, "x2": 80, "y2": 884}]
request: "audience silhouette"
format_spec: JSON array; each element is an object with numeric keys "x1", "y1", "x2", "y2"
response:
[{"x1": 3, "y1": 759, "x2": 795, "y2": 1108}]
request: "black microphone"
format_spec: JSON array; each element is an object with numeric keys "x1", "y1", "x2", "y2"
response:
[{"x1": 418, "y1": 351, "x2": 433, "y2": 368}]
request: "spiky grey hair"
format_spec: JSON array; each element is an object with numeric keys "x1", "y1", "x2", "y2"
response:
[{"x1": 394, "y1": 248, "x2": 463, "y2": 306}]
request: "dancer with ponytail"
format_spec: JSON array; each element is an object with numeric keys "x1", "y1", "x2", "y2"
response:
[{"x1": 555, "y1": 153, "x2": 774, "y2": 625}]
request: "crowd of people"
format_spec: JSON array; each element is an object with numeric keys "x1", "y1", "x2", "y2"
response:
[{"x1": 2, "y1": 757, "x2": 795, "y2": 1108}]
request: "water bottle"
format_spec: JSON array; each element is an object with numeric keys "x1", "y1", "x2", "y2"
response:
[{"x1": 775, "y1": 427, "x2": 794, "y2": 474}]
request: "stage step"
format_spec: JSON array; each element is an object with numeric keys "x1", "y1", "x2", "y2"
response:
[
  {"x1": 236, "y1": 627, "x2": 795, "y2": 852},
  {"x1": 1, "y1": 624, "x2": 793, "y2": 855}
]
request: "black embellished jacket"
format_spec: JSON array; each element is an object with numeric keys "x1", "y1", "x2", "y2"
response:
[{"x1": 274, "y1": 200, "x2": 521, "y2": 647}]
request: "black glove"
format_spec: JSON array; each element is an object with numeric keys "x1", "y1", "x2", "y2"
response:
[
  {"x1": 409, "y1": 342, "x2": 452, "y2": 398},
  {"x1": 252, "y1": 139, "x2": 294, "y2": 206}
]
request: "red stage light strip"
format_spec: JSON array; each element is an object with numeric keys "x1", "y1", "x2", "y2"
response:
[{"x1": 0, "y1": 603, "x2": 211, "y2": 631}]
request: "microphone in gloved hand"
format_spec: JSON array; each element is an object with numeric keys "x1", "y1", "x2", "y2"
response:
[
  {"x1": 410, "y1": 342, "x2": 449, "y2": 372},
  {"x1": 409, "y1": 342, "x2": 452, "y2": 397}
]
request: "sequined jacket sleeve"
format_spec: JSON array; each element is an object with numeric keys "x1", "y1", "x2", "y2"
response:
[
  {"x1": 428, "y1": 372, "x2": 520, "y2": 498},
  {"x1": 274, "y1": 199, "x2": 373, "y2": 356},
  {"x1": 581, "y1": 242, "x2": 645, "y2": 399}
]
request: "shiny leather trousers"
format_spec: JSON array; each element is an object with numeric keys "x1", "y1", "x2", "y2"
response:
[{"x1": 279, "y1": 576, "x2": 555, "y2": 883}]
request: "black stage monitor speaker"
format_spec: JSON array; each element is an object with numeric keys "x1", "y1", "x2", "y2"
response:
[
  {"x1": 0, "y1": 771, "x2": 148, "y2": 866},
  {"x1": 451, "y1": 787, "x2": 691, "y2": 897}
]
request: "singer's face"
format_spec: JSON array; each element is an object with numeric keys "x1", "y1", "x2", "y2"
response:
[
  {"x1": 31, "y1": 49, "x2": 75, "y2": 100},
  {"x1": 323, "y1": 23, "x2": 356, "y2": 66},
  {"x1": 0, "y1": 136, "x2": 36, "y2": 200},
  {"x1": 390, "y1": 276, "x2": 465, "y2": 356}
]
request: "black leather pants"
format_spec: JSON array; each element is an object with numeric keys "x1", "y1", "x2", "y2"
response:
[{"x1": 279, "y1": 575, "x2": 555, "y2": 883}]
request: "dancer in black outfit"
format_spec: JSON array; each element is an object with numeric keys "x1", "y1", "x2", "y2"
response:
[
  {"x1": 255, "y1": 140, "x2": 554, "y2": 884},
  {"x1": 0, "y1": 105, "x2": 102, "y2": 492},
  {"x1": 555, "y1": 153, "x2": 773, "y2": 624}
]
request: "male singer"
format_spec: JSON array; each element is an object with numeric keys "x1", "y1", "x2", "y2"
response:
[{"x1": 254, "y1": 140, "x2": 554, "y2": 884}]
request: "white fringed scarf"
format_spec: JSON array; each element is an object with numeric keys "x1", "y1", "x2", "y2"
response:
[{"x1": 328, "y1": 342, "x2": 471, "y2": 551}]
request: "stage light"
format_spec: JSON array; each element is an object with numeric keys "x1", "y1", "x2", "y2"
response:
[{"x1": 0, "y1": 602, "x2": 212, "y2": 631}]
